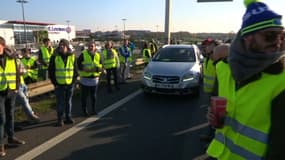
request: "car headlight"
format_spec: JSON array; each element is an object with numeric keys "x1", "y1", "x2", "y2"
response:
[
  {"x1": 182, "y1": 73, "x2": 195, "y2": 82},
  {"x1": 143, "y1": 72, "x2": 152, "y2": 80}
]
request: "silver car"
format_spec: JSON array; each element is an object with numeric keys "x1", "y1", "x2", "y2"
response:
[{"x1": 141, "y1": 45, "x2": 202, "y2": 95}]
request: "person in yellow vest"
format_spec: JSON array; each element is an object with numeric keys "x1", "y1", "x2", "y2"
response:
[
  {"x1": 0, "y1": 37, "x2": 26, "y2": 157},
  {"x1": 20, "y1": 48, "x2": 39, "y2": 84},
  {"x1": 103, "y1": 41, "x2": 120, "y2": 93},
  {"x1": 203, "y1": 38, "x2": 219, "y2": 95},
  {"x1": 78, "y1": 41, "x2": 102, "y2": 116},
  {"x1": 142, "y1": 42, "x2": 152, "y2": 65},
  {"x1": 38, "y1": 38, "x2": 54, "y2": 80},
  {"x1": 200, "y1": 39, "x2": 220, "y2": 144},
  {"x1": 149, "y1": 39, "x2": 158, "y2": 57},
  {"x1": 48, "y1": 39, "x2": 78, "y2": 127},
  {"x1": 207, "y1": 0, "x2": 285, "y2": 159}
]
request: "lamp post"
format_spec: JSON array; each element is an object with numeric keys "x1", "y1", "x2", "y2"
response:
[
  {"x1": 66, "y1": 20, "x2": 71, "y2": 41},
  {"x1": 122, "y1": 18, "x2": 127, "y2": 39},
  {"x1": 16, "y1": 0, "x2": 28, "y2": 46},
  {"x1": 165, "y1": 0, "x2": 172, "y2": 44}
]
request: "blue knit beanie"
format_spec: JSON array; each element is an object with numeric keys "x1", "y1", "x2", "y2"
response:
[{"x1": 241, "y1": 0, "x2": 283, "y2": 36}]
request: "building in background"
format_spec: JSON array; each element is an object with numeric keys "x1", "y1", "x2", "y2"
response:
[{"x1": 0, "y1": 20, "x2": 75, "y2": 46}]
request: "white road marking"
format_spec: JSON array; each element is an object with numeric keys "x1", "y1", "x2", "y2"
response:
[
  {"x1": 173, "y1": 122, "x2": 209, "y2": 136},
  {"x1": 193, "y1": 154, "x2": 209, "y2": 160},
  {"x1": 15, "y1": 89, "x2": 142, "y2": 160}
]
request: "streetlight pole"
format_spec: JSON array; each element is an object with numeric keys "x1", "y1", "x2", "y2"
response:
[
  {"x1": 66, "y1": 20, "x2": 70, "y2": 41},
  {"x1": 16, "y1": 0, "x2": 28, "y2": 46},
  {"x1": 165, "y1": 0, "x2": 172, "y2": 44},
  {"x1": 122, "y1": 18, "x2": 127, "y2": 39}
]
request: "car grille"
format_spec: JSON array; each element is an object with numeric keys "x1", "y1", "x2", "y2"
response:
[{"x1": 152, "y1": 75, "x2": 180, "y2": 84}]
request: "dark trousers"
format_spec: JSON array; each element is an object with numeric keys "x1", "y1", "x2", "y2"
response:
[
  {"x1": 81, "y1": 84, "x2": 97, "y2": 112},
  {"x1": 0, "y1": 92, "x2": 17, "y2": 144},
  {"x1": 39, "y1": 68, "x2": 48, "y2": 80},
  {"x1": 55, "y1": 85, "x2": 74, "y2": 121},
  {"x1": 106, "y1": 68, "x2": 118, "y2": 90}
]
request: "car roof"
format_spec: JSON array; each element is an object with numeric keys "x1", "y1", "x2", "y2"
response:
[{"x1": 162, "y1": 44, "x2": 196, "y2": 49}]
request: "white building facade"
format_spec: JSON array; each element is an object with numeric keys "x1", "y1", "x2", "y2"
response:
[{"x1": 0, "y1": 20, "x2": 75, "y2": 46}]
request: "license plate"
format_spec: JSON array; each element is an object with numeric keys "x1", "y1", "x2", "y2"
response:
[{"x1": 155, "y1": 83, "x2": 174, "y2": 89}]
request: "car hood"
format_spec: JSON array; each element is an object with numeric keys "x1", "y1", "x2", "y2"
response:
[{"x1": 146, "y1": 61, "x2": 195, "y2": 76}]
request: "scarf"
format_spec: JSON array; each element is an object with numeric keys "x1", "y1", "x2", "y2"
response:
[{"x1": 229, "y1": 31, "x2": 285, "y2": 82}]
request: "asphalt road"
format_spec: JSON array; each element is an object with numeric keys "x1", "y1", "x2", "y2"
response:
[
  {"x1": 4, "y1": 67, "x2": 210, "y2": 160},
  {"x1": 33, "y1": 89, "x2": 210, "y2": 160}
]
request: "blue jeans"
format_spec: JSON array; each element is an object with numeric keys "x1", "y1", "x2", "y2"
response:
[
  {"x1": 17, "y1": 84, "x2": 34, "y2": 117},
  {"x1": 0, "y1": 91, "x2": 17, "y2": 144},
  {"x1": 55, "y1": 85, "x2": 74, "y2": 121}
]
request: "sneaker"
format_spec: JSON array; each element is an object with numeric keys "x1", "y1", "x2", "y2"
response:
[
  {"x1": 56, "y1": 120, "x2": 64, "y2": 127},
  {"x1": 29, "y1": 114, "x2": 40, "y2": 123},
  {"x1": 92, "y1": 111, "x2": 98, "y2": 116},
  {"x1": 8, "y1": 137, "x2": 26, "y2": 145},
  {"x1": 82, "y1": 109, "x2": 90, "y2": 117},
  {"x1": 0, "y1": 144, "x2": 6, "y2": 157},
  {"x1": 65, "y1": 118, "x2": 75, "y2": 124}
]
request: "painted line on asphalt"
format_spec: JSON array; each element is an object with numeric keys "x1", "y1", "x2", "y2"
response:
[
  {"x1": 173, "y1": 122, "x2": 209, "y2": 136},
  {"x1": 193, "y1": 154, "x2": 209, "y2": 160},
  {"x1": 15, "y1": 89, "x2": 142, "y2": 160}
]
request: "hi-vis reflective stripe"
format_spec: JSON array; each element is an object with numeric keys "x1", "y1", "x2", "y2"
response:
[
  {"x1": 215, "y1": 133, "x2": 264, "y2": 160},
  {"x1": 204, "y1": 75, "x2": 215, "y2": 81},
  {"x1": 5, "y1": 72, "x2": 17, "y2": 76},
  {"x1": 203, "y1": 83, "x2": 214, "y2": 89},
  {"x1": 55, "y1": 69, "x2": 73, "y2": 72},
  {"x1": 0, "y1": 81, "x2": 6, "y2": 85},
  {"x1": 83, "y1": 63, "x2": 93, "y2": 67},
  {"x1": 56, "y1": 76, "x2": 74, "y2": 79},
  {"x1": 225, "y1": 117, "x2": 268, "y2": 144}
]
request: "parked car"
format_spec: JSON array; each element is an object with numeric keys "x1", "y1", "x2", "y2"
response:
[{"x1": 141, "y1": 45, "x2": 202, "y2": 95}]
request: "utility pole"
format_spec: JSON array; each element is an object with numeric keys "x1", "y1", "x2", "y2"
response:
[
  {"x1": 16, "y1": 0, "x2": 28, "y2": 46},
  {"x1": 122, "y1": 18, "x2": 127, "y2": 39},
  {"x1": 165, "y1": 0, "x2": 172, "y2": 44}
]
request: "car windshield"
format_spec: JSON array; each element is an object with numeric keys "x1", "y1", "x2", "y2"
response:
[{"x1": 152, "y1": 47, "x2": 196, "y2": 62}]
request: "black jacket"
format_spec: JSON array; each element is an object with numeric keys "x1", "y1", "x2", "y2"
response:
[{"x1": 48, "y1": 49, "x2": 78, "y2": 87}]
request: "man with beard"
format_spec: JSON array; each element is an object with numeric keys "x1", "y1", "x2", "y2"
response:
[{"x1": 207, "y1": 0, "x2": 285, "y2": 159}]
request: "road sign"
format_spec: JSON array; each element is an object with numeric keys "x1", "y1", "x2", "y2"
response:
[
  {"x1": 66, "y1": 27, "x2": 71, "y2": 33},
  {"x1": 198, "y1": 0, "x2": 233, "y2": 2}
]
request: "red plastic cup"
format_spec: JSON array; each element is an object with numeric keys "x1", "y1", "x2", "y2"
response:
[{"x1": 210, "y1": 96, "x2": 227, "y2": 128}]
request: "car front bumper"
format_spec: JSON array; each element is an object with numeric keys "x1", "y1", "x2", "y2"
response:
[{"x1": 141, "y1": 78, "x2": 200, "y2": 95}]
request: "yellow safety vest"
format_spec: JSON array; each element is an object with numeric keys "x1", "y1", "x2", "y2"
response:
[
  {"x1": 203, "y1": 58, "x2": 216, "y2": 93},
  {"x1": 103, "y1": 49, "x2": 118, "y2": 69},
  {"x1": 79, "y1": 50, "x2": 102, "y2": 77},
  {"x1": 207, "y1": 61, "x2": 285, "y2": 160},
  {"x1": 21, "y1": 57, "x2": 38, "y2": 80},
  {"x1": 0, "y1": 57, "x2": 17, "y2": 91},
  {"x1": 55, "y1": 54, "x2": 75, "y2": 85},
  {"x1": 40, "y1": 46, "x2": 54, "y2": 69},
  {"x1": 119, "y1": 46, "x2": 133, "y2": 63},
  {"x1": 143, "y1": 48, "x2": 152, "y2": 63}
]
